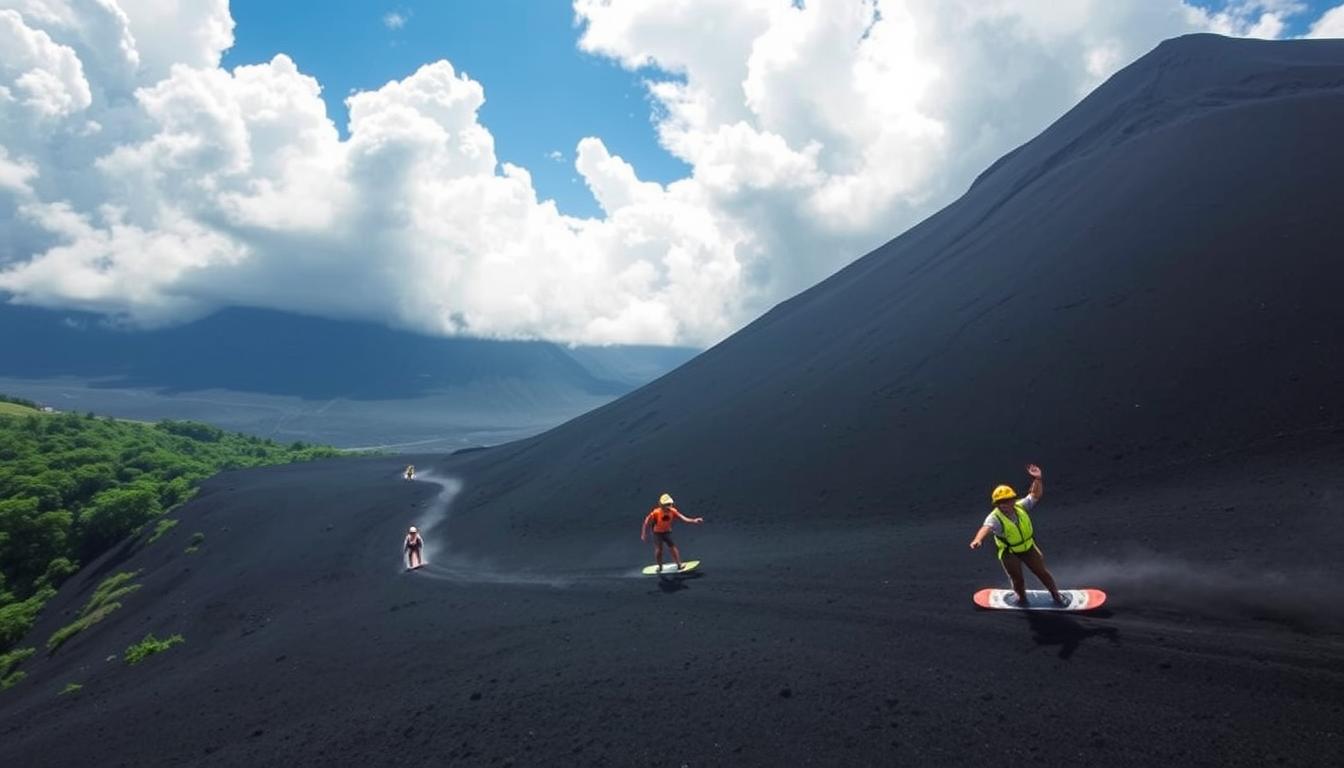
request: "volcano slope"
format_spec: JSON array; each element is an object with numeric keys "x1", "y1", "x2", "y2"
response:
[{"x1": 4, "y1": 33, "x2": 1344, "y2": 767}]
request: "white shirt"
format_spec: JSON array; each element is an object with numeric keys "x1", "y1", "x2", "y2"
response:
[{"x1": 981, "y1": 494, "x2": 1037, "y2": 537}]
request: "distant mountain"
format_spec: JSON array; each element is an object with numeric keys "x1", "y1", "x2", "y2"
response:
[
  {"x1": 0, "y1": 304, "x2": 699, "y2": 448},
  {"x1": 0, "y1": 304, "x2": 698, "y2": 400}
]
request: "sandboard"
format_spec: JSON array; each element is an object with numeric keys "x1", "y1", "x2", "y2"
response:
[
  {"x1": 406, "y1": 563, "x2": 426, "y2": 571},
  {"x1": 642, "y1": 560, "x2": 700, "y2": 576},
  {"x1": 973, "y1": 588, "x2": 1106, "y2": 611}
]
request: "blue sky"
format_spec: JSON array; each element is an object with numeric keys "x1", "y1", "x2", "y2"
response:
[{"x1": 223, "y1": 0, "x2": 689, "y2": 219}]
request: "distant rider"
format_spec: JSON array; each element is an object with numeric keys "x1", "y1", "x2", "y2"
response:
[
  {"x1": 640, "y1": 493, "x2": 703, "y2": 572},
  {"x1": 405, "y1": 525, "x2": 424, "y2": 569},
  {"x1": 968, "y1": 464, "x2": 1065, "y2": 606},
  {"x1": 404, "y1": 465, "x2": 415, "y2": 481}
]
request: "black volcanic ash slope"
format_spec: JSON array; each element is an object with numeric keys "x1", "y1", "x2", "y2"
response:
[{"x1": 443, "y1": 34, "x2": 1344, "y2": 565}]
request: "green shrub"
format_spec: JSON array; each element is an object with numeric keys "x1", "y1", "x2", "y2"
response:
[
  {"x1": 0, "y1": 646, "x2": 33, "y2": 691},
  {"x1": 59, "y1": 682, "x2": 82, "y2": 695},
  {"x1": 156, "y1": 420, "x2": 223, "y2": 442},
  {"x1": 0, "y1": 588, "x2": 56, "y2": 649},
  {"x1": 147, "y1": 518, "x2": 178, "y2": 544},
  {"x1": 48, "y1": 603, "x2": 122, "y2": 653},
  {"x1": 46, "y1": 571, "x2": 141, "y2": 654},
  {"x1": 123, "y1": 633, "x2": 184, "y2": 665},
  {"x1": 39, "y1": 558, "x2": 78, "y2": 589},
  {"x1": 0, "y1": 646, "x2": 34, "y2": 678},
  {"x1": 85, "y1": 571, "x2": 140, "y2": 611}
]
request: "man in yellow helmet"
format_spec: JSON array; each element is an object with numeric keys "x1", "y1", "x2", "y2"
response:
[{"x1": 968, "y1": 464, "x2": 1065, "y2": 606}]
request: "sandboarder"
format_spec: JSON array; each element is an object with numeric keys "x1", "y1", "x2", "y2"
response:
[
  {"x1": 405, "y1": 525, "x2": 424, "y2": 569},
  {"x1": 640, "y1": 493, "x2": 703, "y2": 573},
  {"x1": 404, "y1": 465, "x2": 415, "y2": 481},
  {"x1": 968, "y1": 464, "x2": 1065, "y2": 606}
]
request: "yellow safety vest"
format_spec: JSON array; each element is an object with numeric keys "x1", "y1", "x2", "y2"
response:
[{"x1": 991, "y1": 504, "x2": 1035, "y2": 559}]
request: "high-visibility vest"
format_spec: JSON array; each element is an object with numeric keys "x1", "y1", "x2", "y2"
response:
[{"x1": 991, "y1": 504, "x2": 1035, "y2": 558}]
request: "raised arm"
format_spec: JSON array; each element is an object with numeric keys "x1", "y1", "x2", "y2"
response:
[{"x1": 1026, "y1": 464, "x2": 1043, "y2": 500}]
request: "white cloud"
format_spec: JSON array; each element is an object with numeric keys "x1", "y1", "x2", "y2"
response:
[
  {"x1": 383, "y1": 11, "x2": 407, "y2": 31},
  {"x1": 0, "y1": 1, "x2": 1337, "y2": 345},
  {"x1": 1306, "y1": 3, "x2": 1344, "y2": 37},
  {"x1": 547, "y1": 149, "x2": 563, "y2": 162},
  {"x1": 0, "y1": 8, "x2": 92, "y2": 119},
  {"x1": 0, "y1": 145, "x2": 38, "y2": 194}
]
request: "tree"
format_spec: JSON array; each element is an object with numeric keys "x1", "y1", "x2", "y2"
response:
[
  {"x1": 0, "y1": 499, "x2": 72, "y2": 593},
  {"x1": 77, "y1": 488, "x2": 160, "y2": 560}
]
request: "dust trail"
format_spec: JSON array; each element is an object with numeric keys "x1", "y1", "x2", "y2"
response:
[
  {"x1": 413, "y1": 560, "x2": 572, "y2": 588},
  {"x1": 400, "y1": 470, "x2": 570, "y2": 587},
  {"x1": 1059, "y1": 550, "x2": 1344, "y2": 631},
  {"x1": 406, "y1": 470, "x2": 462, "y2": 566}
]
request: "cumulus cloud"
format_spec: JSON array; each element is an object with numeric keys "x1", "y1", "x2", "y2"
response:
[
  {"x1": 0, "y1": 1, "x2": 1337, "y2": 345},
  {"x1": 1306, "y1": 3, "x2": 1344, "y2": 37}
]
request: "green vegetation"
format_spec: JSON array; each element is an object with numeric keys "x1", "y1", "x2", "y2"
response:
[
  {"x1": 185, "y1": 532, "x2": 205, "y2": 554},
  {"x1": 1, "y1": 647, "x2": 34, "y2": 678},
  {"x1": 86, "y1": 571, "x2": 141, "y2": 609},
  {"x1": 0, "y1": 401, "x2": 39, "y2": 417},
  {"x1": 47, "y1": 571, "x2": 141, "y2": 654},
  {"x1": 0, "y1": 394, "x2": 42, "y2": 418},
  {"x1": 124, "y1": 632, "x2": 184, "y2": 665},
  {"x1": 59, "y1": 682, "x2": 82, "y2": 695},
  {"x1": 0, "y1": 406, "x2": 342, "y2": 657},
  {"x1": 147, "y1": 518, "x2": 178, "y2": 544},
  {"x1": 1, "y1": 647, "x2": 34, "y2": 691},
  {"x1": 0, "y1": 588, "x2": 55, "y2": 649}
]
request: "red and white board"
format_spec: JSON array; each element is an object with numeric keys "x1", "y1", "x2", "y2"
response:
[{"x1": 973, "y1": 588, "x2": 1106, "y2": 611}]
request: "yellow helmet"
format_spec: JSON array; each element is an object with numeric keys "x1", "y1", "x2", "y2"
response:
[
  {"x1": 991, "y1": 485, "x2": 1017, "y2": 503},
  {"x1": 659, "y1": 493, "x2": 674, "y2": 506}
]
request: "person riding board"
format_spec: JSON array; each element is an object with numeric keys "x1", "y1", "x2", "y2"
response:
[
  {"x1": 969, "y1": 464, "x2": 1066, "y2": 606},
  {"x1": 405, "y1": 525, "x2": 424, "y2": 569},
  {"x1": 404, "y1": 465, "x2": 415, "y2": 481},
  {"x1": 640, "y1": 493, "x2": 704, "y2": 572}
]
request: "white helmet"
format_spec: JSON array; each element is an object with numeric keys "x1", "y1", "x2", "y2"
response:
[
  {"x1": 659, "y1": 493, "x2": 674, "y2": 506},
  {"x1": 408, "y1": 526, "x2": 418, "y2": 533}
]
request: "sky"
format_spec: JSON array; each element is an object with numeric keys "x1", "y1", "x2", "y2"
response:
[
  {"x1": 222, "y1": 1, "x2": 691, "y2": 220},
  {"x1": 2, "y1": 1, "x2": 1343, "y2": 347}
]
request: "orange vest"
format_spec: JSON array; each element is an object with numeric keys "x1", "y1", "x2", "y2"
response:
[{"x1": 647, "y1": 506, "x2": 678, "y2": 533}]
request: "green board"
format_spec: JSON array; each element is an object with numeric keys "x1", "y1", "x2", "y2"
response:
[{"x1": 642, "y1": 560, "x2": 700, "y2": 576}]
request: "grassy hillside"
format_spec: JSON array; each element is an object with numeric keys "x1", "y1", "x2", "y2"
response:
[
  {"x1": 0, "y1": 395, "x2": 41, "y2": 417},
  {"x1": 0, "y1": 403, "x2": 345, "y2": 663},
  {"x1": 0, "y1": 402, "x2": 39, "y2": 417}
]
